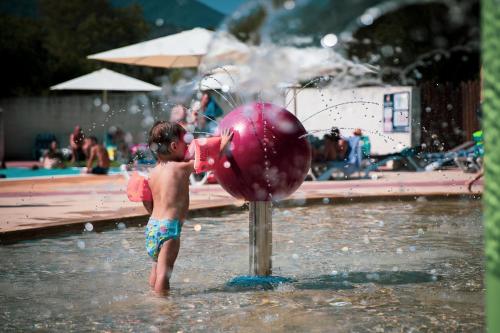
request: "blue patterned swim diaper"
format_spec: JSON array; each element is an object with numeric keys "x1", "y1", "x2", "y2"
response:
[{"x1": 145, "y1": 218, "x2": 182, "y2": 261}]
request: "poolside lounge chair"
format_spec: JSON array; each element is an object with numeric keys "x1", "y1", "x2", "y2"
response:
[
  {"x1": 364, "y1": 140, "x2": 478, "y2": 174},
  {"x1": 362, "y1": 145, "x2": 427, "y2": 174},
  {"x1": 423, "y1": 142, "x2": 477, "y2": 171},
  {"x1": 453, "y1": 132, "x2": 483, "y2": 173}
]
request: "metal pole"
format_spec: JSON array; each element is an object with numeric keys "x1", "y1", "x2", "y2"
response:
[
  {"x1": 483, "y1": 0, "x2": 500, "y2": 331},
  {"x1": 249, "y1": 201, "x2": 272, "y2": 276}
]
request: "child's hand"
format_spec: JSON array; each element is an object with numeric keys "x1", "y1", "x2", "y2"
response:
[{"x1": 220, "y1": 128, "x2": 234, "y2": 153}]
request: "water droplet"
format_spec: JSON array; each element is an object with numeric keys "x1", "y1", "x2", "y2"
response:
[
  {"x1": 117, "y1": 222, "x2": 126, "y2": 230},
  {"x1": 322, "y1": 197, "x2": 330, "y2": 204},
  {"x1": 194, "y1": 224, "x2": 202, "y2": 232},
  {"x1": 283, "y1": 0, "x2": 295, "y2": 10},
  {"x1": 341, "y1": 246, "x2": 349, "y2": 252},
  {"x1": 155, "y1": 18, "x2": 164, "y2": 26},
  {"x1": 77, "y1": 240, "x2": 85, "y2": 249},
  {"x1": 85, "y1": 223, "x2": 94, "y2": 232},
  {"x1": 360, "y1": 13, "x2": 374, "y2": 26},
  {"x1": 321, "y1": 33, "x2": 338, "y2": 48},
  {"x1": 184, "y1": 132, "x2": 194, "y2": 144},
  {"x1": 380, "y1": 45, "x2": 394, "y2": 57},
  {"x1": 223, "y1": 161, "x2": 231, "y2": 168}
]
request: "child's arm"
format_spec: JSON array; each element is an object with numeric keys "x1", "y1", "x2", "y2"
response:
[
  {"x1": 182, "y1": 160, "x2": 195, "y2": 174},
  {"x1": 143, "y1": 200, "x2": 153, "y2": 214}
]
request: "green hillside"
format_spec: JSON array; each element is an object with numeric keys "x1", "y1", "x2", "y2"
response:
[
  {"x1": 0, "y1": 0, "x2": 225, "y2": 36},
  {"x1": 110, "y1": 0, "x2": 224, "y2": 36}
]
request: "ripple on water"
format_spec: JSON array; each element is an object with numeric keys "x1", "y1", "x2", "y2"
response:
[{"x1": 0, "y1": 200, "x2": 483, "y2": 331}]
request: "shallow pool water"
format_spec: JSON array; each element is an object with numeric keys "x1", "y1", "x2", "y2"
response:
[
  {"x1": 0, "y1": 199, "x2": 483, "y2": 332},
  {"x1": 0, "y1": 167, "x2": 121, "y2": 179}
]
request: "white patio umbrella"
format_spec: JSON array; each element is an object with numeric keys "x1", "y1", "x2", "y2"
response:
[
  {"x1": 87, "y1": 27, "x2": 248, "y2": 69},
  {"x1": 50, "y1": 68, "x2": 161, "y2": 104}
]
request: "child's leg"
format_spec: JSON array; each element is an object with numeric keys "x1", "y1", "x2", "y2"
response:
[
  {"x1": 154, "y1": 238, "x2": 180, "y2": 294},
  {"x1": 149, "y1": 263, "x2": 157, "y2": 288}
]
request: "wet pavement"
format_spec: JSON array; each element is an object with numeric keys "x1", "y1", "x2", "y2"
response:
[{"x1": 0, "y1": 170, "x2": 482, "y2": 242}]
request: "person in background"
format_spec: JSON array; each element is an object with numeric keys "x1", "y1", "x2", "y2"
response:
[
  {"x1": 84, "y1": 136, "x2": 110, "y2": 175},
  {"x1": 69, "y1": 125, "x2": 85, "y2": 163},
  {"x1": 199, "y1": 93, "x2": 223, "y2": 134},
  {"x1": 322, "y1": 127, "x2": 349, "y2": 161},
  {"x1": 106, "y1": 126, "x2": 129, "y2": 163},
  {"x1": 42, "y1": 140, "x2": 64, "y2": 169},
  {"x1": 169, "y1": 104, "x2": 187, "y2": 127}
]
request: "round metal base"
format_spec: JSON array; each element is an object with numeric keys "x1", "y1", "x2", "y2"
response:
[{"x1": 226, "y1": 275, "x2": 294, "y2": 291}]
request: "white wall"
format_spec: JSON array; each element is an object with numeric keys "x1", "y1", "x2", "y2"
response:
[{"x1": 285, "y1": 86, "x2": 421, "y2": 155}]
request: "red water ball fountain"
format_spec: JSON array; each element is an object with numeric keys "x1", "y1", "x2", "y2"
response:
[{"x1": 214, "y1": 102, "x2": 311, "y2": 201}]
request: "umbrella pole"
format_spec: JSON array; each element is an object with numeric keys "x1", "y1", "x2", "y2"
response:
[{"x1": 102, "y1": 90, "x2": 108, "y2": 146}]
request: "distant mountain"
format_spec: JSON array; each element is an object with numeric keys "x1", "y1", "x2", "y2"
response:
[
  {"x1": 0, "y1": 0, "x2": 38, "y2": 17},
  {"x1": 0, "y1": 0, "x2": 225, "y2": 37},
  {"x1": 110, "y1": 0, "x2": 225, "y2": 37}
]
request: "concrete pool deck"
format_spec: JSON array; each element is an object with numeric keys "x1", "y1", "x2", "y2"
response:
[{"x1": 0, "y1": 170, "x2": 482, "y2": 243}]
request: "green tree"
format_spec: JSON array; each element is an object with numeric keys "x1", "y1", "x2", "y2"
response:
[
  {"x1": 0, "y1": 0, "x2": 149, "y2": 97},
  {"x1": 40, "y1": 0, "x2": 149, "y2": 87},
  {"x1": 0, "y1": 13, "x2": 48, "y2": 96}
]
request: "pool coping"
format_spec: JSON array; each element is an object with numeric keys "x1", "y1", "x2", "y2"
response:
[{"x1": 0, "y1": 191, "x2": 480, "y2": 245}]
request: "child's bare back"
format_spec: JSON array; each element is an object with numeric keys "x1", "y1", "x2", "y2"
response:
[{"x1": 148, "y1": 161, "x2": 192, "y2": 222}]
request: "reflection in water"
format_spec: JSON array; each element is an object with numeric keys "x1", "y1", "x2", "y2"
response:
[{"x1": 0, "y1": 199, "x2": 483, "y2": 332}]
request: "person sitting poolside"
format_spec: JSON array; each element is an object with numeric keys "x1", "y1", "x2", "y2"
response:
[
  {"x1": 69, "y1": 125, "x2": 86, "y2": 163},
  {"x1": 322, "y1": 127, "x2": 349, "y2": 162},
  {"x1": 42, "y1": 140, "x2": 64, "y2": 169},
  {"x1": 84, "y1": 136, "x2": 110, "y2": 175}
]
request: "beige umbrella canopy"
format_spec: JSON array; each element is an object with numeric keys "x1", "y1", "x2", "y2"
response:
[
  {"x1": 50, "y1": 68, "x2": 161, "y2": 103},
  {"x1": 87, "y1": 27, "x2": 248, "y2": 69}
]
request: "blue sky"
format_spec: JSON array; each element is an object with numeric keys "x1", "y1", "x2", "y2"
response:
[{"x1": 197, "y1": 0, "x2": 247, "y2": 14}]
